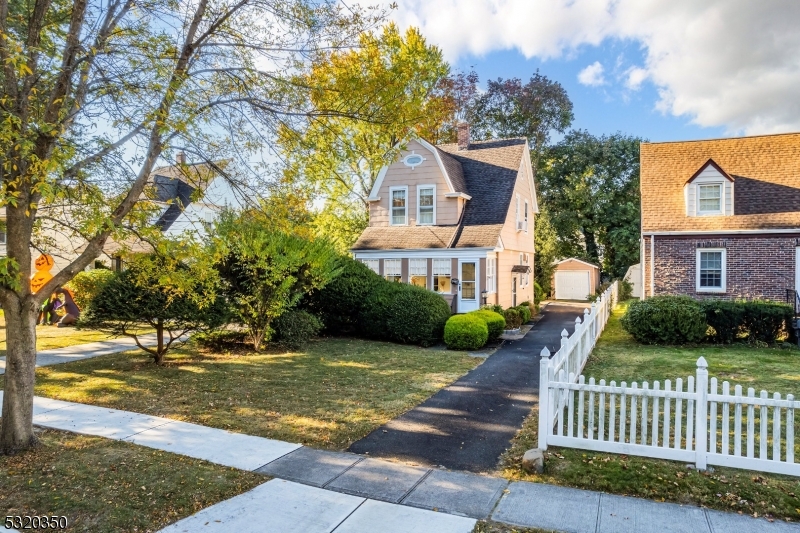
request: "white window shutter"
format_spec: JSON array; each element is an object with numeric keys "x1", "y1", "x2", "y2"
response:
[
  {"x1": 724, "y1": 181, "x2": 733, "y2": 215},
  {"x1": 686, "y1": 184, "x2": 697, "y2": 216}
]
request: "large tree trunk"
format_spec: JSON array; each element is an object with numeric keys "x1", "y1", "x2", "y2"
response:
[{"x1": 0, "y1": 296, "x2": 40, "y2": 454}]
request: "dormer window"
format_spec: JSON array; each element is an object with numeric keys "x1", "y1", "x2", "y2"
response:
[
  {"x1": 698, "y1": 184, "x2": 722, "y2": 214},
  {"x1": 402, "y1": 152, "x2": 426, "y2": 169},
  {"x1": 685, "y1": 159, "x2": 733, "y2": 217}
]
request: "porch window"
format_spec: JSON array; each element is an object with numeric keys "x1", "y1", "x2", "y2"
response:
[
  {"x1": 432, "y1": 258, "x2": 451, "y2": 293},
  {"x1": 487, "y1": 257, "x2": 496, "y2": 293},
  {"x1": 418, "y1": 185, "x2": 435, "y2": 225},
  {"x1": 410, "y1": 258, "x2": 427, "y2": 288},
  {"x1": 385, "y1": 258, "x2": 402, "y2": 282},
  {"x1": 696, "y1": 249, "x2": 725, "y2": 292},
  {"x1": 390, "y1": 187, "x2": 408, "y2": 225},
  {"x1": 361, "y1": 259, "x2": 379, "y2": 274}
]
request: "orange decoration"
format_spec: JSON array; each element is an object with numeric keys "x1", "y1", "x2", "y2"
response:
[{"x1": 31, "y1": 254, "x2": 55, "y2": 293}]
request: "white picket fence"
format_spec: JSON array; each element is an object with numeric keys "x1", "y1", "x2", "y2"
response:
[
  {"x1": 538, "y1": 356, "x2": 800, "y2": 476},
  {"x1": 537, "y1": 281, "x2": 618, "y2": 442}
]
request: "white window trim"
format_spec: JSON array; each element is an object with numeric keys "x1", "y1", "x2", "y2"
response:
[
  {"x1": 409, "y1": 258, "x2": 427, "y2": 276},
  {"x1": 524, "y1": 200, "x2": 529, "y2": 233},
  {"x1": 696, "y1": 182, "x2": 724, "y2": 216},
  {"x1": 516, "y1": 194, "x2": 521, "y2": 231},
  {"x1": 402, "y1": 151, "x2": 426, "y2": 169},
  {"x1": 361, "y1": 259, "x2": 379, "y2": 274},
  {"x1": 416, "y1": 184, "x2": 436, "y2": 226},
  {"x1": 696, "y1": 248, "x2": 726, "y2": 292},
  {"x1": 389, "y1": 186, "x2": 408, "y2": 226}
]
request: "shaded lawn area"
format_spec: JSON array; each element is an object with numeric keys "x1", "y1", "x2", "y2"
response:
[
  {"x1": 0, "y1": 319, "x2": 113, "y2": 357},
  {"x1": 500, "y1": 301, "x2": 800, "y2": 522},
  {"x1": 0, "y1": 427, "x2": 263, "y2": 533},
  {"x1": 20, "y1": 337, "x2": 479, "y2": 450}
]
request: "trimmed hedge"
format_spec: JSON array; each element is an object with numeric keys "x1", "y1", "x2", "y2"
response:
[
  {"x1": 469, "y1": 310, "x2": 506, "y2": 341},
  {"x1": 302, "y1": 256, "x2": 384, "y2": 335},
  {"x1": 739, "y1": 301, "x2": 793, "y2": 343},
  {"x1": 272, "y1": 309, "x2": 323, "y2": 349},
  {"x1": 359, "y1": 282, "x2": 451, "y2": 347},
  {"x1": 444, "y1": 314, "x2": 489, "y2": 350},
  {"x1": 621, "y1": 296, "x2": 707, "y2": 345},
  {"x1": 701, "y1": 300, "x2": 745, "y2": 344}
]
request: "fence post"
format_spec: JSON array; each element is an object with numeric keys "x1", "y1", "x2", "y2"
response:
[
  {"x1": 695, "y1": 357, "x2": 708, "y2": 470},
  {"x1": 539, "y1": 347, "x2": 552, "y2": 450},
  {"x1": 574, "y1": 315, "x2": 582, "y2": 375},
  {"x1": 590, "y1": 302, "x2": 598, "y2": 341}
]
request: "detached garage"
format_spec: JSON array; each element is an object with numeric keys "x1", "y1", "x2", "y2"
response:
[{"x1": 552, "y1": 258, "x2": 601, "y2": 301}]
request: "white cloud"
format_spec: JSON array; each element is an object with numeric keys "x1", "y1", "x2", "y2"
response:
[
  {"x1": 386, "y1": 0, "x2": 800, "y2": 135},
  {"x1": 578, "y1": 61, "x2": 606, "y2": 86}
]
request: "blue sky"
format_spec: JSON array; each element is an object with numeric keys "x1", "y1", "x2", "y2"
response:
[
  {"x1": 389, "y1": 0, "x2": 800, "y2": 142},
  {"x1": 454, "y1": 47, "x2": 727, "y2": 143}
]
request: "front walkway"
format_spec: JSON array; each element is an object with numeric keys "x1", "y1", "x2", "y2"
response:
[
  {"x1": 3, "y1": 383, "x2": 794, "y2": 531},
  {"x1": 0, "y1": 334, "x2": 159, "y2": 375},
  {"x1": 348, "y1": 303, "x2": 586, "y2": 472}
]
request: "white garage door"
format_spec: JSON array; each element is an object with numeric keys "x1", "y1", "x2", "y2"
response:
[{"x1": 555, "y1": 270, "x2": 591, "y2": 300}]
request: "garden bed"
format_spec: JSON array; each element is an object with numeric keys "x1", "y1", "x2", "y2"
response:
[
  {"x1": 499, "y1": 301, "x2": 800, "y2": 522},
  {"x1": 10, "y1": 337, "x2": 479, "y2": 450}
]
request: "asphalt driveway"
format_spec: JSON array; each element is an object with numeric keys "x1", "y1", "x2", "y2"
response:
[{"x1": 348, "y1": 303, "x2": 587, "y2": 473}]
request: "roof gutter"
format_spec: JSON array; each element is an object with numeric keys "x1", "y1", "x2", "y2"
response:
[{"x1": 643, "y1": 228, "x2": 800, "y2": 236}]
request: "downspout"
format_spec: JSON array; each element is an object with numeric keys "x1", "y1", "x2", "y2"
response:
[{"x1": 650, "y1": 235, "x2": 655, "y2": 298}]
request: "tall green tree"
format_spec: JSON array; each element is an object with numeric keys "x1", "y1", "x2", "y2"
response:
[
  {"x1": 537, "y1": 131, "x2": 643, "y2": 278},
  {"x1": 468, "y1": 71, "x2": 574, "y2": 167},
  {"x1": 212, "y1": 211, "x2": 340, "y2": 351},
  {"x1": 278, "y1": 23, "x2": 452, "y2": 248},
  {"x1": 0, "y1": 0, "x2": 382, "y2": 453}
]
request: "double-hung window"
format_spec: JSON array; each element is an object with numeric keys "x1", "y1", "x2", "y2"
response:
[
  {"x1": 487, "y1": 257, "x2": 497, "y2": 293},
  {"x1": 696, "y1": 249, "x2": 725, "y2": 292},
  {"x1": 384, "y1": 259, "x2": 402, "y2": 282},
  {"x1": 697, "y1": 184, "x2": 722, "y2": 214},
  {"x1": 410, "y1": 258, "x2": 427, "y2": 288},
  {"x1": 417, "y1": 185, "x2": 435, "y2": 225},
  {"x1": 390, "y1": 187, "x2": 408, "y2": 225},
  {"x1": 433, "y1": 258, "x2": 451, "y2": 293},
  {"x1": 523, "y1": 200, "x2": 529, "y2": 232}
]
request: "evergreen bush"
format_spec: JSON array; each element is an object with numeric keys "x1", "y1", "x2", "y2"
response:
[
  {"x1": 620, "y1": 296, "x2": 707, "y2": 345},
  {"x1": 359, "y1": 282, "x2": 451, "y2": 346},
  {"x1": 444, "y1": 314, "x2": 488, "y2": 350},
  {"x1": 272, "y1": 309, "x2": 323, "y2": 349},
  {"x1": 468, "y1": 309, "x2": 506, "y2": 341}
]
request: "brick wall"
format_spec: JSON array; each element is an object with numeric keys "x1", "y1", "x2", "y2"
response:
[{"x1": 642, "y1": 234, "x2": 799, "y2": 301}]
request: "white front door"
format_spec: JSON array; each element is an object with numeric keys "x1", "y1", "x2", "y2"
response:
[{"x1": 458, "y1": 260, "x2": 479, "y2": 312}]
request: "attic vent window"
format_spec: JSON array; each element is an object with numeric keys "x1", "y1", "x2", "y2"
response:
[{"x1": 402, "y1": 152, "x2": 425, "y2": 169}]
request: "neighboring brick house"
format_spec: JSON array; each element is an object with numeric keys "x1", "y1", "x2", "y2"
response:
[
  {"x1": 352, "y1": 124, "x2": 536, "y2": 312},
  {"x1": 640, "y1": 132, "x2": 800, "y2": 301}
]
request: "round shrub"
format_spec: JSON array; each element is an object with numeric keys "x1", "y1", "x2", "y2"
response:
[
  {"x1": 503, "y1": 308, "x2": 522, "y2": 329},
  {"x1": 469, "y1": 309, "x2": 506, "y2": 341},
  {"x1": 444, "y1": 314, "x2": 489, "y2": 350},
  {"x1": 359, "y1": 282, "x2": 451, "y2": 346},
  {"x1": 620, "y1": 296, "x2": 707, "y2": 345},
  {"x1": 272, "y1": 309, "x2": 323, "y2": 349},
  {"x1": 303, "y1": 256, "x2": 384, "y2": 335},
  {"x1": 65, "y1": 268, "x2": 116, "y2": 310}
]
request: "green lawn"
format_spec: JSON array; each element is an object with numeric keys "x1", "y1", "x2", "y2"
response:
[
  {"x1": 0, "y1": 427, "x2": 263, "y2": 533},
  {"x1": 17, "y1": 337, "x2": 479, "y2": 449},
  {"x1": 500, "y1": 301, "x2": 800, "y2": 522}
]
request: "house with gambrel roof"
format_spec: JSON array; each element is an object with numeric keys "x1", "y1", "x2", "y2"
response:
[{"x1": 352, "y1": 124, "x2": 537, "y2": 312}]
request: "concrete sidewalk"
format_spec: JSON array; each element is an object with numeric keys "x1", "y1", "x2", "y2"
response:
[
  {"x1": 4, "y1": 392, "x2": 795, "y2": 533},
  {"x1": 0, "y1": 334, "x2": 160, "y2": 375}
]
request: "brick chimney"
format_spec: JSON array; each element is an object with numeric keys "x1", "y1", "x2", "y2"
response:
[
  {"x1": 457, "y1": 123, "x2": 470, "y2": 151},
  {"x1": 176, "y1": 151, "x2": 186, "y2": 165}
]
